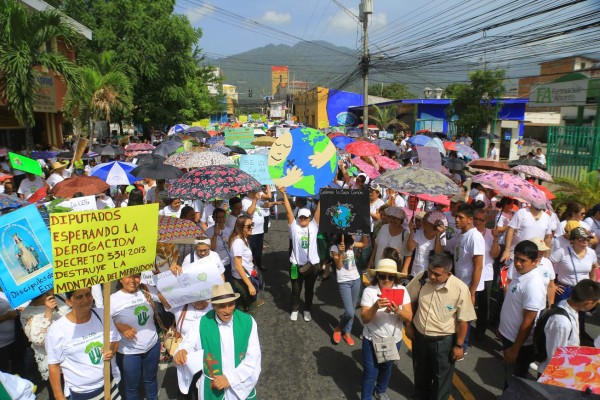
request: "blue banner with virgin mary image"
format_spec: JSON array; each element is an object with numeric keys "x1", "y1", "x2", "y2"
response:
[{"x1": 0, "y1": 205, "x2": 54, "y2": 307}]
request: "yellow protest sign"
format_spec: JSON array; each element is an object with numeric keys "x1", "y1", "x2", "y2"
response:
[{"x1": 50, "y1": 204, "x2": 159, "y2": 293}]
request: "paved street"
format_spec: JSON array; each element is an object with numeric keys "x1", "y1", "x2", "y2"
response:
[{"x1": 37, "y1": 216, "x2": 600, "y2": 400}]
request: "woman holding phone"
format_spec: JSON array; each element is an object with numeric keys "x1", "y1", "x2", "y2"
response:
[{"x1": 360, "y1": 259, "x2": 412, "y2": 400}]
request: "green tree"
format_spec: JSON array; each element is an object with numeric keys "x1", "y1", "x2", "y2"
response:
[
  {"x1": 445, "y1": 69, "x2": 505, "y2": 136},
  {"x1": 368, "y1": 83, "x2": 415, "y2": 99},
  {"x1": 54, "y1": 0, "x2": 225, "y2": 129},
  {"x1": 64, "y1": 51, "x2": 132, "y2": 144},
  {"x1": 444, "y1": 83, "x2": 469, "y2": 98},
  {"x1": 0, "y1": 0, "x2": 80, "y2": 148}
]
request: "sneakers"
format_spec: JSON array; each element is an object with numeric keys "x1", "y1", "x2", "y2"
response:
[
  {"x1": 342, "y1": 333, "x2": 355, "y2": 346},
  {"x1": 332, "y1": 328, "x2": 342, "y2": 344},
  {"x1": 290, "y1": 311, "x2": 298, "y2": 321},
  {"x1": 373, "y1": 392, "x2": 391, "y2": 400},
  {"x1": 529, "y1": 362, "x2": 538, "y2": 372},
  {"x1": 303, "y1": 311, "x2": 312, "y2": 322}
]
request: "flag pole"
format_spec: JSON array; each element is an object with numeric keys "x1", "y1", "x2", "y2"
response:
[{"x1": 103, "y1": 283, "x2": 111, "y2": 400}]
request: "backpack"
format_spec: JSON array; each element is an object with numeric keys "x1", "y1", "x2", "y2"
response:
[{"x1": 532, "y1": 306, "x2": 572, "y2": 362}]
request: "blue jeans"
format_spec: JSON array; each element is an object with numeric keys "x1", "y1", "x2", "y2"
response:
[
  {"x1": 337, "y1": 278, "x2": 360, "y2": 333},
  {"x1": 116, "y1": 340, "x2": 160, "y2": 400},
  {"x1": 361, "y1": 336, "x2": 402, "y2": 400}
]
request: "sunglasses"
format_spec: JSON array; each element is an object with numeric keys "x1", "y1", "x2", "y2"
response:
[
  {"x1": 244, "y1": 223, "x2": 255, "y2": 229},
  {"x1": 377, "y1": 273, "x2": 396, "y2": 281}
]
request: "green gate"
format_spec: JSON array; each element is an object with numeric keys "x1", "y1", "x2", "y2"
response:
[{"x1": 547, "y1": 125, "x2": 600, "y2": 179}]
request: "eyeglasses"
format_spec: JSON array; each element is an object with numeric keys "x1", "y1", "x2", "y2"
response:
[
  {"x1": 576, "y1": 237, "x2": 590, "y2": 242},
  {"x1": 244, "y1": 223, "x2": 254, "y2": 229},
  {"x1": 196, "y1": 248, "x2": 210, "y2": 256},
  {"x1": 377, "y1": 273, "x2": 396, "y2": 281}
]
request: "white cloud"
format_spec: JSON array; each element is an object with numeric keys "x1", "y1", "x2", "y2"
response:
[
  {"x1": 328, "y1": 8, "x2": 387, "y2": 32},
  {"x1": 257, "y1": 11, "x2": 292, "y2": 25},
  {"x1": 184, "y1": 3, "x2": 216, "y2": 24}
]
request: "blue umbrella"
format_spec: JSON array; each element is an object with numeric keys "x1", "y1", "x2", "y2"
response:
[
  {"x1": 90, "y1": 161, "x2": 138, "y2": 185},
  {"x1": 206, "y1": 137, "x2": 223, "y2": 145},
  {"x1": 331, "y1": 136, "x2": 355, "y2": 151},
  {"x1": 373, "y1": 139, "x2": 399, "y2": 151},
  {"x1": 167, "y1": 124, "x2": 190, "y2": 135},
  {"x1": 407, "y1": 134, "x2": 432, "y2": 146}
]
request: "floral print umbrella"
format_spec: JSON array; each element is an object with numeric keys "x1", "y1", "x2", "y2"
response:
[
  {"x1": 351, "y1": 157, "x2": 380, "y2": 180},
  {"x1": 372, "y1": 166, "x2": 460, "y2": 196},
  {"x1": 373, "y1": 155, "x2": 400, "y2": 170},
  {"x1": 471, "y1": 171, "x2": 548, "y2": 208},
  {"x1": 164, "y1": 151, "x2": 232, "y2": 169},
  {"x1": 158, "y1": 216, "x2": 204, "y2": 244},
  {"x1": 512, "y1": 165, "x2": 553, "y2": 182},
  {"x1": 167, "y1": 165, "x2": 262, "y2": 201}
]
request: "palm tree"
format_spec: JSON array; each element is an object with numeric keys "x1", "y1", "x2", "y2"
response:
[
  {"x1": 64, "y1": 51, "x2": 132, "y2": 147},
  {"x1": 0, "y1": 0, "x2": 80, "y2": 149},
  {"x1": 368, "y1": 105, "x2": 408, "y2": 132}
]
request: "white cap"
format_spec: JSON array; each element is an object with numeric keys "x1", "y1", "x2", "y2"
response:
[{"x1": 298, "y1": 208, "x2": 312, "y2": 218}]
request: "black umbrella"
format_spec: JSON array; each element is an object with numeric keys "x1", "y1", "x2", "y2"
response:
[
  {"x1": 479, "y1": 132, "x2": 500, "y2": 140},
  {"x1": 508, "y1": 158, "x2": 546, "y2": 170},
  {"x1": 518, "y1": 138, "x2": 542, "y2": 147},
  {"x1": 93, "y1": 144, "x2": 125, "y2": 156},
  {"x1": 153, "y1": 141, "x2": 183, "y2": 157},
  {"x1": 165, "y1": 134, "x2": 183, "y2": 142},
  {"x1": 133, "y1": 153, "x2": 166, "y2": 166},
  {"x1": 443, "y1": 158, "x2": 467, "y2": 171},
  {"x1": 227, "y1": 146, "x2": 247, "y2": 155},
  {"x1": 131, "y1": 162, "x2": 183, "y2": 180}
]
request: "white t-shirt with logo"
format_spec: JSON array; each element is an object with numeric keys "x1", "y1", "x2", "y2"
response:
[
  {"x1": 508, "y1": 257, "x2": 555, "y2": 295},
  {"x1": 499, "y1": 269, "x2": 546, "y2": 344},
  {"x1": 550, "y1": 246, "x2": 597, "y2": 287},
  {"x1": 361, "y1": 284, "x2": 410, "y2": 342},
  {"x1": 373, "y1": 225, "x2": 409, "y2": 265},
  {"x1": 17, "y1": 176, "x2": 45, "y2": 199},
  {"x1": 454, "y1": 227, "x2": 485, "y2": 290},
  {"x1": 110, "y1": 289, "x2": 159, "y2": 354},
  {"x1": 230, "y1": 238, "x2": 254, "y2": 279},
  {"x1": 289, "y1": 220, "x2": 320, "y2": 265},
  {"x1": 242, "y1": 197, "x2": 265, "y2": 235},
  {"x1": 330, "y1": 245, "x2": 360, "y2": 283},
  {"x1": 411, "y1": 230, "x2": 446, "y2": 276},
  {"x1": 46, "y1": 309, "x2": 120, "y2": 394},
  {"x1": 508, "y1": 208, "x2": 552, "y2": 252}
]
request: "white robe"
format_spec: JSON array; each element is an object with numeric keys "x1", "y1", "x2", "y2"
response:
[{"x1": 176, "y1": 313, "x2": 261, "y2": 399}]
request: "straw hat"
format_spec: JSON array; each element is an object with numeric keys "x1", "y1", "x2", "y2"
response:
[
  {"x1": 50, "y1": 160, "x2": 69, "y2": 173},
  {"x1": 530, "y1": 237, "x2": 549, "y2": 252},
  {"x1": 367, "y1": 258, "x2": 405, "y2": 278},
  {"x1": 208, "y1": 282, "x2": 240, "y2": 304}
]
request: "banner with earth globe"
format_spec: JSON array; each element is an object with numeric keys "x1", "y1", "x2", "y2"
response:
[{"x1": 318, "y1": 188, "x2": 370, "y2": 235}]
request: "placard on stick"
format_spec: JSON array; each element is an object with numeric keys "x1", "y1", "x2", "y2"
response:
[
  {"x1": 318, "y1": 188, "x2": 370, "y2": 235},
  {"x1": 0, "y1": 205, "x2": 54, "y2": 308},
  {"x1": 50, "y1": 204, "x2": 159, "y2": 293}
]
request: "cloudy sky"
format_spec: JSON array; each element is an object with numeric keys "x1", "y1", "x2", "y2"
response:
[{"x1": 175, "y1": 0, "x2": 403, "y2": 56}]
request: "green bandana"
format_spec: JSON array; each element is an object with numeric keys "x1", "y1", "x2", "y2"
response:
[{"x1": 200, "y1": 309, "x2": 256, "y2": 400}]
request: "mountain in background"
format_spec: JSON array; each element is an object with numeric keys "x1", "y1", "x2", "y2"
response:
[{"x1": 203, "y1": 40, "x2": 374, "y2": 98}]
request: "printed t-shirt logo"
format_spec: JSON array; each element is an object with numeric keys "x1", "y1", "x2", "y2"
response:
[
  {"x1": 85, "y1": 341, "x2": 103, "y2": 365},
  {"x1": 135, "y1": 305, "x2": 150, "y2": 326}
]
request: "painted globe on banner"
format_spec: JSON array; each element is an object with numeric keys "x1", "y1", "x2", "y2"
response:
[{"x1": 268, "y1": 127, "x2": 337, "y2": 197}]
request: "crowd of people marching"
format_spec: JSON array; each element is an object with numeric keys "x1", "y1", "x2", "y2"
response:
[{"x1": 0, "y1": 134, "x2": 599, "y2": 400}]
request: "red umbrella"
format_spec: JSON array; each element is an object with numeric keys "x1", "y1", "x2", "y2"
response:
[
  {"x1": 467, "y1": 159, "x2": 511, "y2": 171},
  {"x1": 417, "y1": 193, "x2": 450, "y2": 206},
  {"x1": 345, "y1": 141, "x2": 381, "y2": 157},
  {"x1": 416, "y1": 129, "x2": 431, "y2": 134},
  {"x1": 443, "y1": 141, "x2": 459, "y2": 151},
  {"x1": 357, "y1": 124, "x2": 379, "y2": 129},
  {"x1": 207, "y1": 130, "x2": 219, "y2": 136},
  {"x1": 50, "y1": 176, "x2": 110, "y2": 198},
  {"x1": 351, "y1": 157, "x2": 380, "y2": 180},
  {"x1": 327, "y1": 132, "x2": 345, "y2": 139},
  {"x1": 125, "y1": 143, "x2": 155, "y2": 151},
  {"x1": 373, "y1": 155, "x2": 400, "y2": 170},
  {"x1": 27, "y1": 186, "x2": 48, "y2": 203},
  {"x1": 532, "y1": 182, "x2": 556, "y2": 200}
]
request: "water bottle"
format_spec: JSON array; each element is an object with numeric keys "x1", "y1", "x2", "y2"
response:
[{"x1": 291, "y1": 264, "x2": 298, "y2": 280}]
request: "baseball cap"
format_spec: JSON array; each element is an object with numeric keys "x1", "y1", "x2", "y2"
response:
[
  {"x1": 530, "y1": 237, "x2": 549, "y2": 251},
  {"x1": 570, "y1": 227, "x2": 592, "y2": 240},
  {"x1": 298, "y1": 208, "x2": 312, "y2": 218}
]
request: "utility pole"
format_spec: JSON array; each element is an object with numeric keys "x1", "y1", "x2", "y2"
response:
[{"x1": 359, "y1": 0, "x2": 372, "y2": 137}]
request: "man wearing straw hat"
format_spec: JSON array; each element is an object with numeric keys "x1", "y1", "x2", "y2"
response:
[
  {"x1": 46, "y1": 160, "x2": 69, "y2": 188},
  {"x1": 174, "y1": 282, "x2": 261, "y2": 400}
]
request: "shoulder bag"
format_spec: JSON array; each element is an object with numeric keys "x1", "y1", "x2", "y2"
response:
[{"x1": 163, "y1": 305, "x2": 187, "y2": 356}]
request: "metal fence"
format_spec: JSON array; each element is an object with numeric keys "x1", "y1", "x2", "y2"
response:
[{"x1": 547, "y1": 125, "x2": 600, "y2": 179}]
